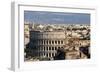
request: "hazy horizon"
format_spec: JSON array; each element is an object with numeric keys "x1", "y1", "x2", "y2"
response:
[{"x1": 24, "y1": 11, "x2": 90, "y2": 25}]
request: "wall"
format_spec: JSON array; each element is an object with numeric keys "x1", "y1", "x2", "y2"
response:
[{"x1": 0, "y1": 0, "x2": 100, "y2": 73}]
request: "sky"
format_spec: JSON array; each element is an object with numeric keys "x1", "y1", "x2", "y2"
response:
[{"x1": 24, "y1": 11, "x2": 90, "y2": 24}]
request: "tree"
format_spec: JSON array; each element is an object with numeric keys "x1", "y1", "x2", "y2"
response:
[{"x1": 54, "y1": 47, "x2": 66, "y2": 60}]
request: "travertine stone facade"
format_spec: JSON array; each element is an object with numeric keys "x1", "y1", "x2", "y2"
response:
[{"x1": 30, "y1": 31, "x2": 65, "y2": 58}]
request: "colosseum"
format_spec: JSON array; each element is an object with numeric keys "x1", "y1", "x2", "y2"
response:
[{"x1": 28, "y1": 30, "x2": 66, "y2": 59}]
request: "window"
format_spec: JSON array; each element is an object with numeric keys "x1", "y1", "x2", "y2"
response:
[
  {"x1": 55, "y1": 47, "x2": 57, "y2": 50},
  {"x1": 55, "y1": 41, "x2": 57, "y2": 44},
  {"x1": 61, "y1": 41, "x2": 63, "y2": 44},
  {"x1": 49, "y1": 47, "x2": 51, "y2": 50},
  {"x1": 52, "y1": 47, "x2": 54, "y2": 50},
  {"x1": 43, "y1": 47, "x2": 45, "y2": 51},
  {"x1": 52, "y1": 53, "x2": 54, "y2": 57},
  {"x1": 46, "y1": 40, "x2": 48, "y2": 44},
  {"x1": 58, "y1": 47, "x2": 60, "y2": 49},
  {"x1": 49, "y1": 40, "x2": 51, "y2": 44},
  {"x1": 58, "y1": 41, "x2": 60, "y2": 44},
  {"x1": 46, "y1": 47, "x2": 48, "y2": 51},
  {"x1": 41, "y1": 40, "x2": 43, "y2": 45}
]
